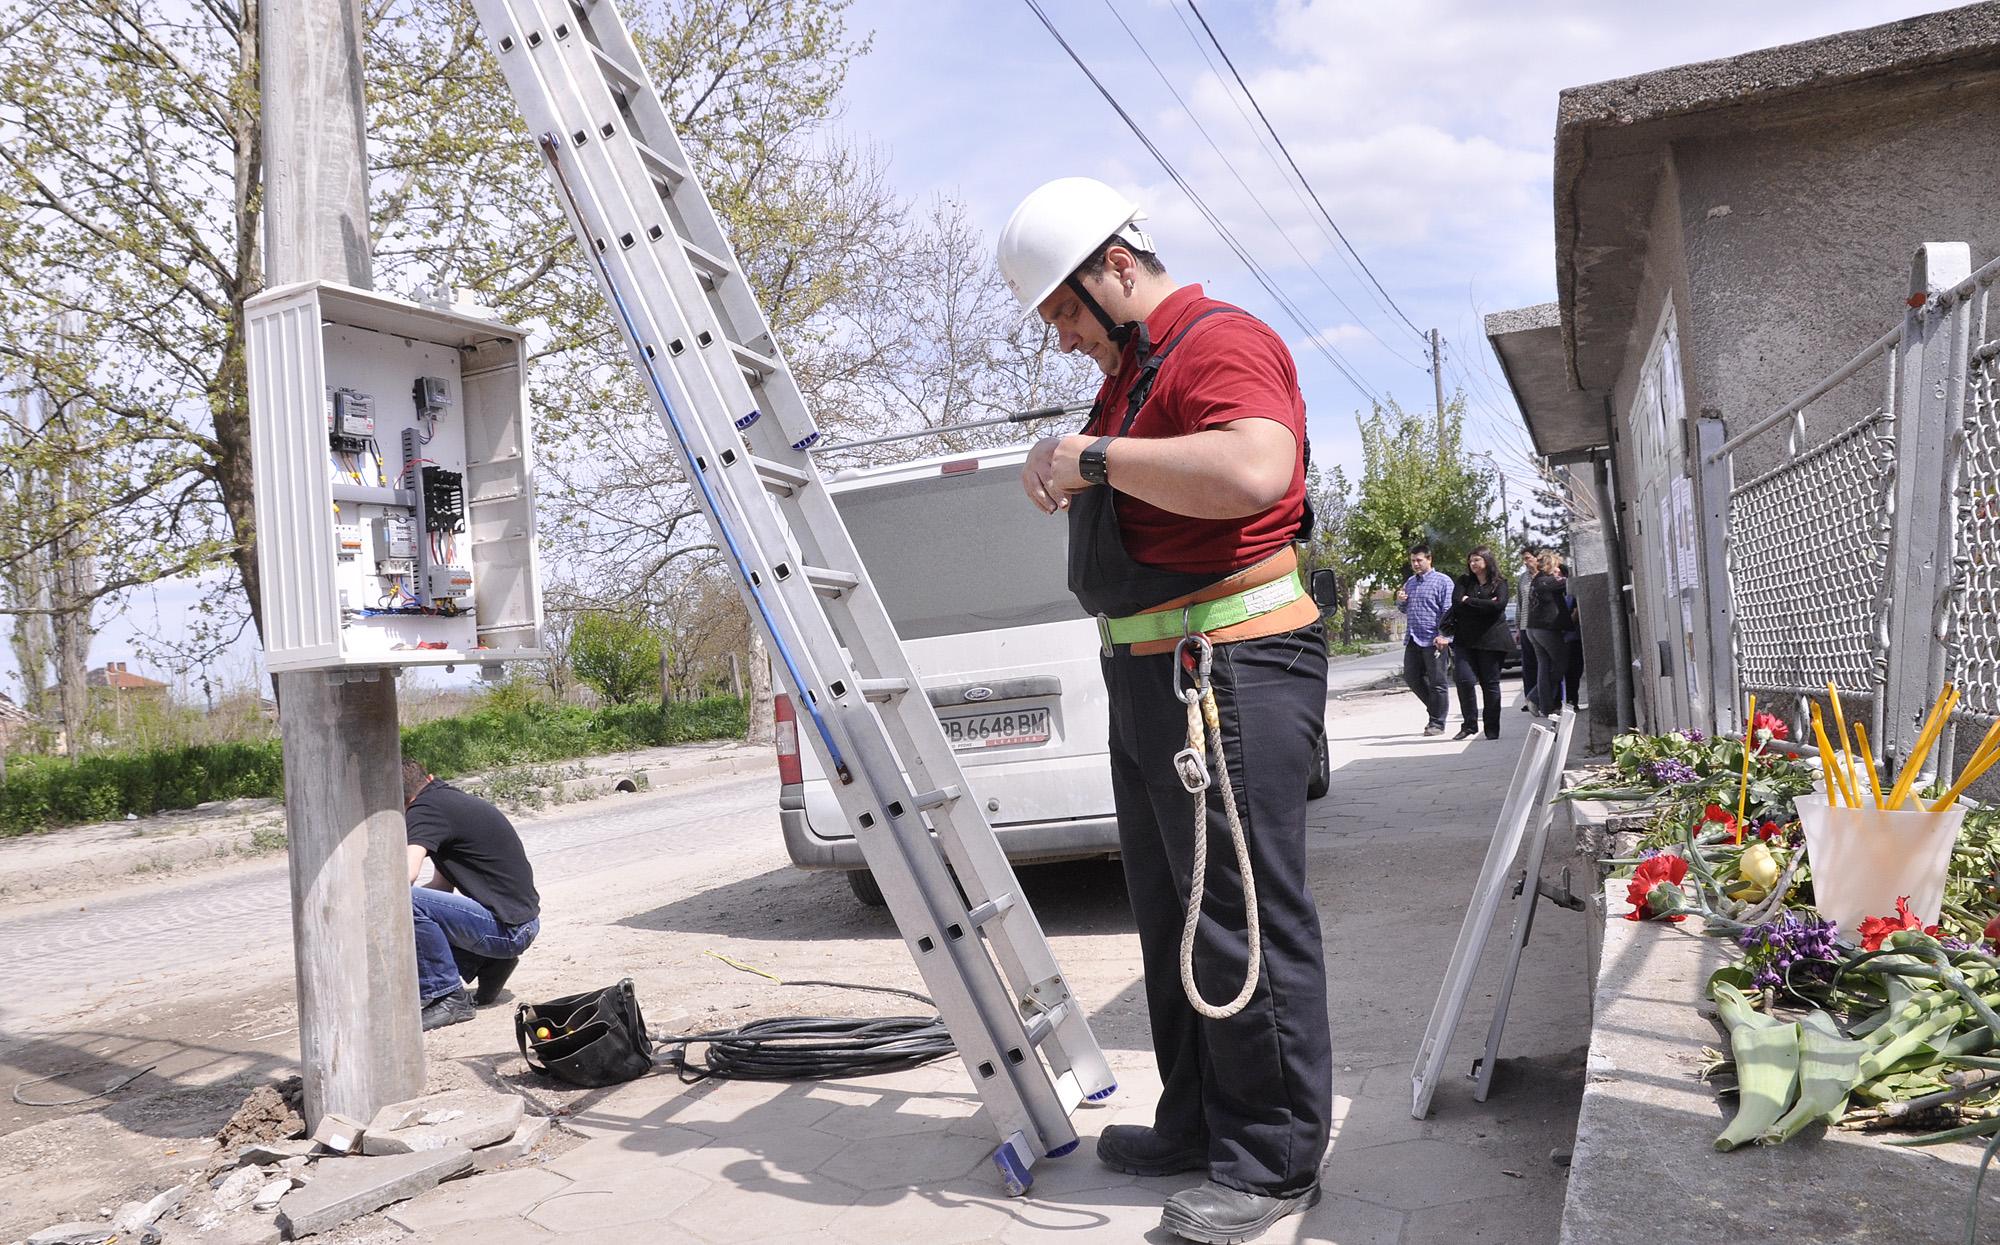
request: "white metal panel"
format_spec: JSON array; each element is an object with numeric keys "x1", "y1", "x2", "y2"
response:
[{"x1": 244, "y1": 281, "x2": 544, "y2": 671}]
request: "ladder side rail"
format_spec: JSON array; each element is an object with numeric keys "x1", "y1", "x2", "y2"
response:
[
  {"x1": 550, "y1": 0, "x2": 1091, "y2": 1041},
  {"x1": 477, "y1": 0, "x2": 1083, "y2": 1159},
  {"x1": 566, "y1": 0, "x2": 822, "y2": 453},
  {"x1": 860, "y1": 666, "x2": 1114, "y2": 1093}
]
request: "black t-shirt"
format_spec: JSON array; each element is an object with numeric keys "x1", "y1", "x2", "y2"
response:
[{"x1": 405, "y1": 781, "x2": 540, "y2": 927}]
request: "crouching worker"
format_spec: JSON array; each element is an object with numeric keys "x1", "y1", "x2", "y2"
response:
[{"x1": 402, "y1": 760, "x2": 541, "y2": 1030}]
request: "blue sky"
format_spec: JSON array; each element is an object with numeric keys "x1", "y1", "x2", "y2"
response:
[{"x1": 64, "y1": 0, "x2": 1965, "y2": 695}]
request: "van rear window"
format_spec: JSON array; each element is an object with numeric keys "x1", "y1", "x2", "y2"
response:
[{"x1": 832, "y1": 466, "x2": 1088, "y2": 640}]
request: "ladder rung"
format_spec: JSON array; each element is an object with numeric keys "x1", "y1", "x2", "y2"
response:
[
  {"x1": 590, "y1": 44, "x2": 642, "y2": 96},
  {"x1": 967, "y1": 891, "x2": 1014, "y2": 926},
  {"x1": 632, "y1": 138, "x2": 687, "y2": 190},
  {"x1": 914, "y1": 785, "x2": 961, "y2": 811},
  {"x1": 1023, "y1": 1000, "x2": 1070, "y2": 1048},
  {"x1": 750, "y1": 455, "x2": 810, "y2": 496},
  {"x1": 731, "y1": 338, "x2": 778, "y2": 379},
  {"x1": 803, "y1": 565, "x2": 858, "y2": 597},
  {"x1": 858, "y1": 678, "x2": 910, "y2": 703},
  {"x1": 681, "y1": 237, "x2": 731, "y2": 282}
]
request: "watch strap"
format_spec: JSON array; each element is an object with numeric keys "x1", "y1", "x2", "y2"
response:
[{"x1": 1081, "y1": 435, "x2": 1115, "y2": 486}]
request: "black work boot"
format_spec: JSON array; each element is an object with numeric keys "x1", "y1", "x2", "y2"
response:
[
  {"x1": 420, "y1": 989, "x2": 475, "y2": 1031},
  {"x1": 1095, "y1": 1124, "x2": 1206, "y2": 1176},
  {"x1": 1160, "y1": 1180, "x2": 1321, "y2": 1244},
  {"x1": 473, "y1": 957, "x2": 520, "y2": 1006}
]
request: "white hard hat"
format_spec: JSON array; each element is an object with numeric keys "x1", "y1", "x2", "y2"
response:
[{"x1": 996, "y1": 177, "x2": 1155, "y2": 310}]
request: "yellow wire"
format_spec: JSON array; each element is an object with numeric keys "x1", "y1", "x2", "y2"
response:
[{"x1": 705, "y1": 950, "x2": 783, "y2": 983}]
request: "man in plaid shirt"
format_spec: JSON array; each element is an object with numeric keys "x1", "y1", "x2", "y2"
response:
[{"x1": 1397, "y1": 543, "x2": 1455, "y2": 736}]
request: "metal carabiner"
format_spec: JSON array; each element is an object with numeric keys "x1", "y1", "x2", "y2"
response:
[{"x1": 1173, "y1": 632, "x2": 1214, "y2": 705}]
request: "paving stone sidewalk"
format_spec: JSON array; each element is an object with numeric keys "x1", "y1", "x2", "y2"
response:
[{"x1": 394, "y1": 689, "x2": 1591, "y2": 1245}]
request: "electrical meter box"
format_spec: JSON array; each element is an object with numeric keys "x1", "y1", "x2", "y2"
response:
[{"x1": 245, "y1": 281, "x2": 544, "y2": 673}]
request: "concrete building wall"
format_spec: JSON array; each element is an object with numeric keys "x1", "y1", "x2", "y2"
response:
[
  {"x1": 1590, "y1": 76, "x2": 2000, "y2": 737},
  {"x1": 1671, "y1": 76, "x2": 2000, "y2": 486},
  {"x1": 1602, "y1": 165, "x2": 1701, "y2": 735}
]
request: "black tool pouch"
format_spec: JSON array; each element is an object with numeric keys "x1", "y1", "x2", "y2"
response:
[{"x1": 515, "y1": 978, "x2": 654, "y2": 1088}]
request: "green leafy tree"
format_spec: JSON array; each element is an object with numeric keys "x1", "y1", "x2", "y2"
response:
[
  {"x1": 1343, "y1": 394, "x2": 1499, "y2": 589},
  {"x1": 1300, "y1": 461, "x2": 1365, "y2": 646},
  {"x1": 569, "y1": 611, "x2": 664, "y2": 706}
]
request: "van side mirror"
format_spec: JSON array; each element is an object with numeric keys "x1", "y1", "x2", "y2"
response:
[{"x1": 1309, "y1": 569, "x2": 1341, "y2": 611}]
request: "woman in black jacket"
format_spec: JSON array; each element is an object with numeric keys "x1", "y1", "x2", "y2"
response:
[
  {"x1": 1441, "y1": 545, "x2": 1512, "y2": 740},
  {"x1": 1524, "y1": 551, "x2": 1570, "y2": 719}
]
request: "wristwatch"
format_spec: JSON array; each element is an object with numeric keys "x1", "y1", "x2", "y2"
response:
[{"x1": 1079, "y1": 436, "x2": 1115, "y2": 487}]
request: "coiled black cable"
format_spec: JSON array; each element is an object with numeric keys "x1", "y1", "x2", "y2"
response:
[{"x1": 651, "y1": 980, "x2": 956, "y2": 1082}]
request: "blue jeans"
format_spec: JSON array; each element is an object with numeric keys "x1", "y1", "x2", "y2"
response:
[{"x1": 411, "y1": 887, "x2": 539, "y2": 1004}]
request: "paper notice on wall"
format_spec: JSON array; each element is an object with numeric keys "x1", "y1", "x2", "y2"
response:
[
  {"x1": 1671, "y1": 476, "x2": 1700, "y2": 590},
  {"x1": 1681, "y1": 592, "x2": 1702, "y2": 705},
  {"x1": 1659, "y1": 493, "x2": 1678, "y2": 591}
]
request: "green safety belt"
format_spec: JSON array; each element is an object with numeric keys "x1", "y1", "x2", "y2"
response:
[{"x1": 1096, "y1": 571, "x2": 1307, "y2": 649}]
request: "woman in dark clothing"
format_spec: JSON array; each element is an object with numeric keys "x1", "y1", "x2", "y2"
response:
[
  {"x1": 1524, "y1": 551, "x2": 1569, "y2": 719},
  {"x1": 1560, "y1": 566, "x2": 1584, "y2": 710},
  {"x1": 1441, "y1": 546, "x2": 1512, "y2": 740}
]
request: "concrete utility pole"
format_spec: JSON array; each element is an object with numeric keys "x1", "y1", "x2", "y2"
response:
[
  {"x1": 262, "y1": 0, "x2": 426, "y2": 1128},
  {"x1": 1430, "y1": 328, "x2": 1447, "y2": 460}
]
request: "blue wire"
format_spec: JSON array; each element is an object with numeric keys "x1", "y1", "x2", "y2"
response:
[{"x1": 537, "y1": 134, "x2": 852, "y2": 784}]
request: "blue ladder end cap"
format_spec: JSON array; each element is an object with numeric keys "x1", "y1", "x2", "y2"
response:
[
  {"x1": 791, "y1": 431, "x2": 820, "y2": 451},
  {"x1": 735, "y1": 409, "x2": 760, "y2": 430},
  {"x1": 1046, "y1": 1138, "x2": 1079, "y2": 1158},
  {"x1": 1086, "y1": 1082, "x2": 1118, "y2": 1101}
]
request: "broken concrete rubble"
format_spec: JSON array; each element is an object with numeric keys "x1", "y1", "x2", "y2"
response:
[
  {"x1": 359, "y1": 1089, "x2": 522, "y2": 1156},
  {"x1": 210, "y1": 1164, "x2": 265, "y2": 1212},
  {"x1": 24, "y1": 1225, "x2": 158, "y2": 1245},
  {"x1": 109, "y1": 1184, "x2": 186, "y2": 1234},
  {"x1": 469, "y1": 1115, "x2": 550, "y2": 1173},
  {"x1": 274, "y1": 1147, "x2": 472, "y2": 1240},
  {"x1": 236, "y1": 1139, "x2": 317, "y2": 1165},
  {"x1": 307, "y1": 1112, "x2": 364, "y2": 1155}
]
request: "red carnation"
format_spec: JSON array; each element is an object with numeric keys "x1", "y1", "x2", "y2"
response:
[
  {"x1": 1751, "y1": 711, "x2": 1789, "y2": 750},
  {"x1": 1624, "y1": 854, "x2": 1690, "y2": 923},
  {"x1": 1757, "y1": 820, "x2": 1784, "y2": 842},
  {"x1": 1695, "y1": 804, "x2": 1739, "y2": 839},
  {"x1": 1858, "y1": 896, "x2": 1940, "y2": 951}
]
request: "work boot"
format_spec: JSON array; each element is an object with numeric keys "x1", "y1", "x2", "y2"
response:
[
  {"x1": 1159, "y1": 1180, "x2": 1321, "y2": 1244},
  {"x1": 1095, "y1": 1124, "x2": 1206, "y2": 1177},
  {"x1": 420, "y1": 989, "x2": 475, "y2": 1031},
  {"x1": 473, "y1": 957, "x2": 519, "y2": 1006}
]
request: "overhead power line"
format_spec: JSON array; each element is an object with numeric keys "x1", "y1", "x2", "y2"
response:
[
  {"x1": 1184, "y1": 0, "x2": 1429, "y2": 345},
  {"x1": 1099, "y1": 0, "x2": 1427, "y2": 374},
  {"x1": 1019, "y1": 0, "x2": 1385, "y2": 405}
]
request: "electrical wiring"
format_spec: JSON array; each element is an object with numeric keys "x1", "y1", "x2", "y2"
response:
[
  {"x1": 1101, "y1": 0, "x2": 1428, "y2": 375},
  {"x1": 1184, "y1": 0, "x2": 1430, "y2": 345},
  {"x1": 1019, "y1": 0, "x2": 1386, "y2": 406},
  {"x1": 651, "y1": 980, "x2": 955, "y2": 1083}
]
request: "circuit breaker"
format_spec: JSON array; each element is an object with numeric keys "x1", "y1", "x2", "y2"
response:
[{"x1": 245, "y1": 282, "x2": 544, "y2": 673}]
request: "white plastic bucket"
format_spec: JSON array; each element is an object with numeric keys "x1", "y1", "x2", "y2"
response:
[{"x1": 1796, "y1": 791, "x2": 1965, "y2": 937}]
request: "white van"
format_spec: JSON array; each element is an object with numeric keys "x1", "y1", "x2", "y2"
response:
[{"x1": 775, "y1": 442, "x2": 1330, "y2": 905}]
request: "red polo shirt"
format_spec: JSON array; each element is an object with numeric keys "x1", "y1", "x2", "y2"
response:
[{"x1": 1084, "y1": 284, "x2": 1308, "y2": 574}]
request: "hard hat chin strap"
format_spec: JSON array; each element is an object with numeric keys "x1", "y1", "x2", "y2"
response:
[{"x1": 1065, "y1": 274, "x2": 1151, "y2": 359}]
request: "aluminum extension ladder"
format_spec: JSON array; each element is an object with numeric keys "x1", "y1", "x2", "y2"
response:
[{"x1": 471, "y1": 0, "x2": 1116, "y2": 1194}]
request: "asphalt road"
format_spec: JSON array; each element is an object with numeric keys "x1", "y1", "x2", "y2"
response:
[{"x1": 0, "y1": 774, "x2": 779, "y2": 1030}]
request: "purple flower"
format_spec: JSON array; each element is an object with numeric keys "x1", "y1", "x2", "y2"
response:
[
  {"x1": 1738, "y1": 911, "x2": 1840, "y2": 990},
  {"x1": 1639, "y1": 847, "x2": 1664, "y2": 860},
  {"x1": 1684, "y1": 729, "x2": 1706, "y2": 744},
  {"x1": 1642, "y1": 758, "x2": 1700, "y2": 786}
]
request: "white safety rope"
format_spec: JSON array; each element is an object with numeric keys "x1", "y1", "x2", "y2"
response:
[{"x1": 1172, "y1": 634, "x2": 1261, "y2": 1020}]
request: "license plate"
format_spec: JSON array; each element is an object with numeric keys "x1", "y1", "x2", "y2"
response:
[{"x1": 941, "y1": 707, "x2": 1051, "y2": 751}]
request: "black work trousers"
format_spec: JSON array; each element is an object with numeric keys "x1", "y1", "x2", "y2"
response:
[
  {"x1": 1453, "y1": 646, "x2": 1505, "y2": 738},
  {"x1": 1101, "y1": 624, "x2": 1332, "y2": 1198},
  {"x1": 1401, "y1": 641, "x2": 1450, "y2": 728}
]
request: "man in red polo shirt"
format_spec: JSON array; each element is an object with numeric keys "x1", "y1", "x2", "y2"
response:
[{"x1": 998, "y1": 177, "x2": 1331, "y2": 1244}]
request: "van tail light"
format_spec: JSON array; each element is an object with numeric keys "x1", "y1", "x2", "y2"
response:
[{"x1": 774, "y1": 693, "x2": 803, "y2": 785}]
